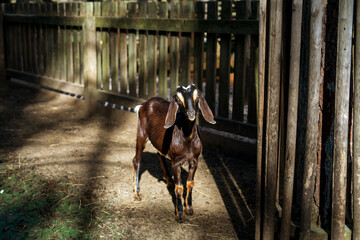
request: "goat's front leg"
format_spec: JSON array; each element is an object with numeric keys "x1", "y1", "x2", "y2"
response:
[
  {"x1": 172, "y1": 163, "x2": 184, "y2": 223},
  {"x1": 132, "y1": 122, "x2": 147, "y2": 201},
  {"x1": 185, "y1": 159, "x2": 198, "y2": 215}
]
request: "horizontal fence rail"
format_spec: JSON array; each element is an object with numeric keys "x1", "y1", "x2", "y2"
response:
[{"x1": 1, "y1": 1, "x2": 259, "y2": 139}]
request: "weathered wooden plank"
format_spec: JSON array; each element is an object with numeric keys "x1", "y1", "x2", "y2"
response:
[
  {"x1": 20, "y1": 4, "x2": 29, "y2": 72},
  {"x1": 299, "y1": 1, "x2": 323, "y2": 239},
  {"x1": 119, "y1": 2, "x2": 128, "y2": 95},
  {"x1": 354, "y1": 0, "x2": 360, "y2": 238},
  {"x1": 54, "y1": 3, "x2": 60, "y2": 80},
  {"x1": 179, "y1": 1, "x2": 193, "y2": 86},
  {"x1": 263, "y1": 0, "x2": 283, "y2": 238},
  {"x1": 218, "y1": 0, "x2": 232, "y2": 119},
  {"x1": 46, "y1": 3, "x2": 54, "y2": 78},
  {"x1": 94, "y1": 2, "x2": 102, "y2": 90},
  {"x1": 331, "y1": 1, "x2": 353, "y2": 239},
  {"x1": 27, "y1": 4, "x2": 34, "y2": 73},
  {"x1": 6, "y1": 69, "x2": 84, "y2": 95},
  {"x1": 193, "y1": 2, "x2": 205, "y2": 91},
  {"x1": 93, "y1": 17, "x2": 258, "y2": 35},
  {"x1": 232, "y1": 1, "x2": 246, "y2": 121},
  {"x1": 147, "y1": 2, "x2": 157, "y2": 98},
  {"x1": 66, "y1": 3, "x2": 75, "y2": 83},
  {"x1": 0, "y1": 12, "x2": 5, "y2": 86},
  {"x1": 4, "y1": 15, "x2": 85, "y2": 27},
  {"x1": 5, "y1": 5, "x2": 14, "y2": 70},
  {"x1": 205, "y1": 1, "x2": 218, "y2": 113},
  {"x1": 40, "y1": 4, "x2": 47, "y2": 76},
  {"x1": 32, "y1": 4, "x2": 40, "y2": 74},
  {"x1": 79, "y1": 2, "x2": 86, "y2": 85},
  {"x1": 73, "y1": 3, "x2": 80, "y2": 85},
  {"x1": 59, "y1": 3, "x2": 66, "y2": 81},
  {"x1": 279, "y1": 0, "x2": 303, "y2": 239},
  {"x1": 158, "y1": 2, "x2": 168, "y2": 99},
  {"x1": 109, "y1": 2, "x2": 118, "y2": 94},
  {"x1": 128, "y1": 2, "x2": 137, "y2": 98},
  {"x1": 101, "y1": 2, "x2": 111, "y2": 92},
  {"x1": 170, "y1": 1, "x2": 180, "y2": 95},
  {"x1": 256, "y1": 0, "x2": 267, "y2": 239},
  {"x1": 138, "y1": 2, "x2": 147, "y2": 99},
  {"x1": 83, "y1": 2, "x2": 97, "y2": 116}
]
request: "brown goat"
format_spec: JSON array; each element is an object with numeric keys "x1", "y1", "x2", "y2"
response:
[{"x1": 133, "y1": 84, "x2": 215, "y2": 222}]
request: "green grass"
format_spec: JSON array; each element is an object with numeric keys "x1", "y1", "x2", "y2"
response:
[{"x1": 0, "y1": 166, "x2": 115, "y2": 240}]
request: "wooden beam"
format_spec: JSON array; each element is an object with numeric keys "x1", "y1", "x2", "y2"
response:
[{"x1": 331, "y1": 0, "x2": 354, "y2": 239}]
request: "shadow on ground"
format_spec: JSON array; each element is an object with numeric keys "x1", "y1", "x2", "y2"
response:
[{"x1": 202, "y1": 150, "x2": 256, "y2": 239}]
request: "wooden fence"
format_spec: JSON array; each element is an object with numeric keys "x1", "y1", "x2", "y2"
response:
[
  {"x1": 257, "y1": 0, "x2": 360, "y2": 239},
  {"x1": 0, "y1": 1, "x2": 259, "y2": 140}
]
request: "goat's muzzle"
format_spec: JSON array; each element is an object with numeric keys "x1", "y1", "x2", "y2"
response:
[{"x1": 187, "y1": 110, "x2": 196, "y2": 121}]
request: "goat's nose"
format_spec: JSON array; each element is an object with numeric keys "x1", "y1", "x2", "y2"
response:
[{"x1": 187, "y1": 110, "x2": 196, "y2": 121}]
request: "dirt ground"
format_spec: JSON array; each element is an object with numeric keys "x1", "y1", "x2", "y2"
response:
[{"x1": 0, "y1": 85, "x2": 256, "y2": 239}]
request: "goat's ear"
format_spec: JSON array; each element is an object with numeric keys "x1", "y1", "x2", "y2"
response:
[
  {"x1": 198, "y1": 92, "x2": 216, "y2": 124},
  {"x1": 164, "y1": 98, "x2": 178, "y2": 129}
]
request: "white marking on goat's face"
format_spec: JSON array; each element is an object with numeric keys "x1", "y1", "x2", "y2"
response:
[
  {"x1": 193, "y1": 89, "x2": 198, "y2": 103},
  {"x1": 177, "y1": 92, "x2": 185, "y2": 106},
  {"x1": 182, "y1": 85, "x2": 192, "y2": 91}
]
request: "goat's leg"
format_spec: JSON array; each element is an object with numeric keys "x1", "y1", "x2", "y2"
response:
[
  {"x1": 157, "y1": 153, "x2": 175, "y2": 189},
  {"x1": 172, "y1": 163, "x2": 184, "y2": 223},
  {"x1": 132, "y1": 122, "x2": 147, "y2": 201},
  {"x1": 185, "y1": 159, "x2": 198, "y2": 215}
]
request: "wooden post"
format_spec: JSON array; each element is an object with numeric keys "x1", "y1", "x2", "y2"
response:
[
  {"x1": 263, "y1": 0, "x2": 283, "y2": 239},
  {"x1": 353, "y1": 0, "x2": 360, "y2": 239},
  {"x1": 331, "y1": 0, "x2": 353, "y2": 239},
  {"x1": 158, "y1": 2, "x2": 168, "y2": 99},
  {"x1": 256, "y1": 0, "x2": 267, "y2": 239},
  {"x1": 279, "y1": 0, "x2": 303, "y2": 239},
  {"x1": 83, "y1": 3, "x2": 97, "y2": 116},
  {"x1": 299, "y1": 1, "x2": 323, "y2": 239},
  {"x1": 0, "y1": 12, "x2": 5, "y2": 88}
]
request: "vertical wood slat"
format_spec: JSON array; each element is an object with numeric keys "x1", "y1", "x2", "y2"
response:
[
  {"x1": 79, "y1": 3, "x2": 86, "y2": 85},
  {"x1": 233, "y1": 2, "x2": 246, "y2": 121},
  {"x1": 218, "y1": 0, "x2": 232, "y2": 118},
  {"x1": 59, "y1": 3, "x2": 66, "y2": 81},
  {"x1": 158, "y1": 2, "x2": 168, "y2": 99},
  {"x1": 46, "y1": 3, "x2": 54, "y2": 78},
  {"x1": 28, "y1": 4, "x2": 35, "y2": 74},
  {"x1": 83, "y1": 2, "x2": 97, "y2": 116},
  {"x1": 22, "y1": 4, "x2": 29, "y2": 72},
  {"x1": 0, "y1": 11, "x2": 5, "y2": 86},
  {"x1": 41, "y1": 4, "x2": 48, "y2": 76},
  {"x1": 102, "y1": 2, "x2": 111, "y2": 91},
  {"x1": 3, "y1": 5, "x2": 12, "y2": 70},
  {"x1": 119, "y1": 2, "x2": 128, "y2": 95},
  {"x1": 262, "y1": 0, "x2": 283, "y2": 239},
  {"x1": 279, "y1": 0, "x2": 303, "y2": 239},
  {"x1": 299, "y1": 1, "x2": 324, "y2": 239},
  {"x1": 128, "y1": 2, "x2": 137, "y2": 98},
  {"x1": 193, "y1": 2, "x2": 205, "y2": 91},
  {"x1": 205, "y1": 1, "x2": 218, "y2": 113},
  {"x1": 73, "y1": 3, "x2": 81, "y2": 85},
  {"x1": 66, "y1": 3, "x2": 75, "y2": 83},
  {"x1": 54, "y1": 3, "x2": 60, "y2": 80},
  {"x1": 147, "y1": 2, "x2": 157, "y2": 98},
  {"x1": 170, "y1": 1, "x2": 180, "y2": 95},
  {"x1": 331, "y1": 1, "x2": 354, "y2": 239},
  {"x1": 256, "y1": 0, "x2": 267, "y2": 238},
  {"x1": 16, "y1": 4, "x2": 24, "y2": 71},
  {"x1": 109, "y1": 2, "x2": 119, "y2": 93},
  {"x1": 34, "y1": 4, "x2": 40, "y2": 74},
  {"x1": 179, "y1": 2, "x2": 192, "y2": 86},
  {"x1": 353, "y1": 0, "x2": 360, "y2": 238},
  {"x1": 138, "y1": 2, "x2": 147, "y2": 99},
  {"x1": 94, "y1": 2, "x2": 101, "y2": 89}
]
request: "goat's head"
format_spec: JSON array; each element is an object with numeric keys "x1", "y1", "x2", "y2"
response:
[{"x1": 164, "y1": 84, "x2": 216, "y2": 129}]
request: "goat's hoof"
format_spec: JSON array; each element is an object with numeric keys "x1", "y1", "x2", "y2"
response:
[
  {"x1": 185, "y1": 208, "x2": 194, "y2": 216},
  {"x1": 134, "y1": 193, "x2": 142, "y2": 201},
  {"x1": 175, "y1": 214, "x2": 184, "y2": 223}
]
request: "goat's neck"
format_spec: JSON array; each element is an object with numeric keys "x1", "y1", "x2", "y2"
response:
[{"x1": 179, "y1": 115, "x2": 197, "y2": 140}]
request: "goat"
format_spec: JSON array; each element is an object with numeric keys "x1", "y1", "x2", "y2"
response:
[{"x1": 133, "y1": 84, "x2": 216, "y2": 222}]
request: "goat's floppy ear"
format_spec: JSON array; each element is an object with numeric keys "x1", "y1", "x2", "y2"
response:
[
  {"x1": 198, "y1": 92, "x2": 216, "y2": 124},
  {"x1": 164, "y1": 98, "x2": 178, "y2": 129}
]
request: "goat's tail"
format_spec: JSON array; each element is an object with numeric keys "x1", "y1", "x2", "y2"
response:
[{"x1": 134, "y1": 105, "x2": 142, "y2": 117}]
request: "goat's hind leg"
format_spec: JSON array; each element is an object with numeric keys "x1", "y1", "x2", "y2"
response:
[
  {"x1": 132, "y1": 121, "x2": 147, "y2": 201},
  {"x1": 157, "y1": 153, "x2": 175, "y2": 189}
]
